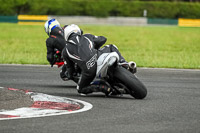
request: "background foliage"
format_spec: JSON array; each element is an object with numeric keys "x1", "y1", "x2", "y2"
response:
[{"x1": 0, "y1": 0, "x2": 200, "y2": 18}]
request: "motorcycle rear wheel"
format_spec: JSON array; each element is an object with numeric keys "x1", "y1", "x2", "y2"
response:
[{"x1": 113, "y1": 66, "x2": 147, "y2": 99}]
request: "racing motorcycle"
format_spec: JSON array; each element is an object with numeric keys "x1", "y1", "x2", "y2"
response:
[{"x1": 53, "y1": 50, "x2": 147, "y2": 99}]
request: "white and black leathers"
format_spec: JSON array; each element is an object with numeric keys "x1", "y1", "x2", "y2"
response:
[
  {"x1": 62, "y1": 33, "x2": 106, "y2": 93},
  {"x1": 62, "y1": 33, "x2": 127, "y2": 94}
]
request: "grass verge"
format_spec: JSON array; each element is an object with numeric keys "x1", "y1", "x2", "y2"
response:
[{"x1": 0, "y1": 23, "x2": 199, "y2": 69}]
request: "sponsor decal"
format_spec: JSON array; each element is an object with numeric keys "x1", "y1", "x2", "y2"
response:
[{"x1": 86, "y1": 54, "x2": 97, "y2": 70}]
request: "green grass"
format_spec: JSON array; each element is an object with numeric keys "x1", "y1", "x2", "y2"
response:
[
  {"x1": 0, "y1": 23, "x2": 200, "y2": 69},
  {"x1": 0, "y1": 23, "x2": 47, "y2": 64}
]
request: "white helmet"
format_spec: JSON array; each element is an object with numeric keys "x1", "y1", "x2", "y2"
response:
[
  {"x1": 64, "y1": 24, "x2": 82, "y2": 41},
  {"x1": 44, "y1": 19, "x2": 61, "y2": 35}
]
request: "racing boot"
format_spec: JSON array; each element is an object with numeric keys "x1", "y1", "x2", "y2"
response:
[
  {"x1": 98, "y1": 84, "x2": 113, "y2": 96},
  {"x1": 78, "y1": 83, "x2": 115, "y2": 96},
  {"x1": 77, "y1": 85, "x2": 100, "y2": 96}
]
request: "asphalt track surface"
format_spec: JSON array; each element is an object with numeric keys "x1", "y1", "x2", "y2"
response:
[{"x1": 0, "y1": 65, "x2": 200, "y2": 133}]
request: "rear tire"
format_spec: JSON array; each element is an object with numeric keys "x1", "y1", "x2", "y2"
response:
[{"x1": 113, "y1": 66, "x2": 147, "y2": 99}]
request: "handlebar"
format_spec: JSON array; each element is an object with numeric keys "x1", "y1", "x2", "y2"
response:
[{"x1": 51, "y1": 49, "x2": 64, "y2": 68}]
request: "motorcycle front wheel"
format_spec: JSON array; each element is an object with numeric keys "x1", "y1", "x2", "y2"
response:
[{"x1": 113, "y1": 66, "x2": 147, "y2": 99}]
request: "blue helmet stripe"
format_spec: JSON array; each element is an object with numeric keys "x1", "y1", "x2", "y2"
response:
[
  {"x1": 51, "y1": 25, "x2": 57, "y2": 31},
  {"x1": 48, "y1": 19, "x2": 55, "y2": 25}
]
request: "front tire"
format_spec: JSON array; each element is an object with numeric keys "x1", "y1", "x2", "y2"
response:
[{"x1": 113, "y1": 66, "x2": 147, "y2": 99}]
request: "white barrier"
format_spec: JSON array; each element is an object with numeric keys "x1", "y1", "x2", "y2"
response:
[{"x1": 48, "y1": 16, "x2": 147, "y2": 26}]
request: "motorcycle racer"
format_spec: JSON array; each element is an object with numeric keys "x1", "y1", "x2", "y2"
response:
[
  {"x1": 44, "y1": 19, "x2": 68, "y2": 80},
  {"x1": 62, "y1": 24, "x2": 136, "y2": 96}
]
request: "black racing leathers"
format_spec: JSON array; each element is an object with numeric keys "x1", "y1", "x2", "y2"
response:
[
  {"x1": 62, "y1": 33, "x2": 126, "y2": 94},
  {"x1": 45, "y1": 27, "x2": 68, "y2": 80},
  {"x1": 45, "y1": 27, "x2": 66, "y2": 65}
]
